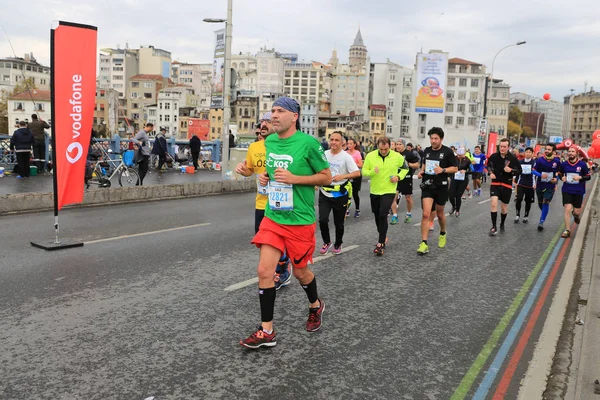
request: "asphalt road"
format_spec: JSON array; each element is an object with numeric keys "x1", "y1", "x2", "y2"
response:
[{"x1": 0, "y1": 179, "x2": 584, "y2": 399}]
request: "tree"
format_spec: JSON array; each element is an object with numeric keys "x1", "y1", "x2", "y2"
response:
[
  {"x1": 507, "y1": 120, "x2": 522, "y2": 138},
  {"x1": 522, "y1": 126, "x2": 534, "y2": 137},
  {"x1": 0, "y1": 77, "x2": 37, "y2": 134},
  {"x1": 509, "y1": 106, "x2": 523, "y2": 125}
]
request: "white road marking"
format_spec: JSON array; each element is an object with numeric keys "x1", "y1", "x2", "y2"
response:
[
  {"x1": 224, "y1": 244, "x2": 360, "y2": 292},
  {"x1": 84, "y1": 223, "x2": 211, "y2": 244},
  {"x1": 478, "y1": 199, "x2": 491, "y2": 204},
  {"x1": 413, "y1": 213, "x2": 450, "y2": 227}
]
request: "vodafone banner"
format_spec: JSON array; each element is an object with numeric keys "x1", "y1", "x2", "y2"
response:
[
  {"x1": 188, "y1": 118, "x2": 210, "y2": 140},
  {"x1": 52, "y1": 22, "x2": 97, "y2": 210},
  {"x1": 487, "y1": 132, "x2": 498, "y2": 157}
]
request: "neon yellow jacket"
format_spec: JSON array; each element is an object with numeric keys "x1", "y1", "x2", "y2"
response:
[{"x1": 362, "y1": 150, "x2": 409, "y2": 195}]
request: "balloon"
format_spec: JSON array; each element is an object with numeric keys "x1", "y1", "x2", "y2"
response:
[
  {"x1": 587, "y1": 147, "x2": 596, "y2": 158},
  {"x1": 593, "y1": 130, "x2": 600, "y2": 141},
  {"x1": 592, "y1": 139, "x2": 600, "y2": 153},
  {"x1": 543, "y1": 93, "x2": 551, "y2": 100}
]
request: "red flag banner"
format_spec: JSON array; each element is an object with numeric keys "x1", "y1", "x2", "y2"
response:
[
  {"x1": 52, "y1": 22, "x2": 97, "y2": 210},
  {"x1": 188, "y1": 118, "x2": 210, "y2": 140},
  {"x1": 487, "y1": 132, "x2": 498, "y2": 157}
]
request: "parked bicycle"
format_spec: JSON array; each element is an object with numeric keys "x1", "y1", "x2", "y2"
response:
[{"x1": 85, "y1": 149, "x2": 139, "y2": 188}]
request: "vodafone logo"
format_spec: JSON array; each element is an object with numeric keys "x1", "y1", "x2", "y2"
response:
[
  {"x1": 66, "y1": 142, "x2": 83, "y2": 164},
  {"x1": 189, "y1": 120, "x2": 194, "y2": 125}
]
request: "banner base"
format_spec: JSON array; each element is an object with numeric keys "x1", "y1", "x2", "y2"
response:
[{"x1": 30, "y1": 240, "x2": 84, "y2": 251}]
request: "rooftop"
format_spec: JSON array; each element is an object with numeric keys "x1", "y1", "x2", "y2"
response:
[
  {"x1": 448, "y1": 57, "x2": 482, "y2": 66},
  {"x1": 352, "y1": 28, "x2": 365, "y2": 47},
  {"x1": 9, "y1": 89, "x2": 51, "y2": 101}
]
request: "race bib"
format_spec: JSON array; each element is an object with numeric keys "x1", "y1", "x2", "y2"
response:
[
  {"x1": 269, "y1": 181, "x2": 294, "y2": 210},
  {"x1": 257, "y1": 178, "x2": 268, "y2": 195},
  {"x1": 474, "y1": 157, "x2": 481, "y2": 165},
  {"x1": 454, "y1": 171, "x2": 465, "y2": 181},
  {"x1": 425, "y1": 160, "x2": 440, "y2": 175},
  {"x1": 566, "y1": 173, "x2": 579, "y2": 184},
  {"x1": 521, "y1": 165, "x2": 532, "y2": 174},
  {"x1": 541, "y1": 172, "x2": 553, "y2": 182}
]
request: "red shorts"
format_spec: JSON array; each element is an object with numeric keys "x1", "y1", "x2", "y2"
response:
[{"x1": 251, "y1": 217, "x2": 316, "y2": 268}]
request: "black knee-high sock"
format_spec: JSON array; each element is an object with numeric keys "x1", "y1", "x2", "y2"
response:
[
  {"x1": 301, "y1": 277, "x2": 319, "y2": 304},
  {"x1": 491, "y1": 211, "x2": 498, "y2": 228},
  {"x1": 525, "y1": 201, "x2": 531, "y2": 216},
  {"x1": 259, "y1": 287, "x2": 276, "y2": 323},
  {"x1": 501, "y1": 212, "x2": 507, "y2": 226}
]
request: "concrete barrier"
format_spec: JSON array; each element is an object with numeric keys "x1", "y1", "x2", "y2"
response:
[{"x1": 0, "y1": 179, "x2": 256, "y2": 215}]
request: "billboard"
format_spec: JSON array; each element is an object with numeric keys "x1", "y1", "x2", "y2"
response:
[
  {"x1": 210, "y1": 28, "x2": 225, "y2": 109},
  {"x1": 188, "y1": 118, "x2": 210, "y2": 140},
  {"x1": 415, "y1": 53, "x2": 448, "y2": 113}
]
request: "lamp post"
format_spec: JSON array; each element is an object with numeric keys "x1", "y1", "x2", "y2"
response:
[
  {"x1": 535, "y1": 111, "x2": 545, "y2": 147},
  {"x1": 204, "y1": 0, "x2": 232, "y2": 180},
  {"x1": 483, "y1": 41, "x2": 526, "y2": 148}
]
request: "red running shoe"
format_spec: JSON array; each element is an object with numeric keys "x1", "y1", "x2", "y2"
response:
[
  {"x1": 306, "y1": 299, "x2": 325, "y2": 332},
  {"x1": 240, "y1": 326, "x2": 277, "y2": 349}
]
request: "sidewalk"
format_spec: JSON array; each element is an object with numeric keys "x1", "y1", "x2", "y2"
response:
[{"x1": 0, "y1": 168, "x2": 225, "y2": 195}]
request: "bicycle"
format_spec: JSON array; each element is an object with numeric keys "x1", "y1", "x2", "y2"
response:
[{"x1": 85, "y1": 149, "x2": 139, "y2": 188}]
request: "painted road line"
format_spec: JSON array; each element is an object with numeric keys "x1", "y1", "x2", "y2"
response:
[
  {"x1": 477, "y1": 198, "x2": 491, "y2": 204},
  {"x1": 450, "y1": 227, "x2": 562, "y2": 400},
  {"x1": 492, "y1": 233, "x2": 572, "y2": 398},
  {"x1": 84, "y1": 223, "x2": 211, "y2": 245},
  {"x1": 518, "y1": 176, "x2": 599, "y2": 399},
  {"x1": 413, "y1": 213, "x2": 450, "y2": 227},
  {"x1": 471, "y1": 230, "x2": 566, "y2": 399},
  {"x1": 223, "y1": 244, "x2": 360, "y2": 292}
]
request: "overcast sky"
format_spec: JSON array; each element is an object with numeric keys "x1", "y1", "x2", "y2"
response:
[{"x1": 1, "y1": 0, "x2": 598, "y2": 100}]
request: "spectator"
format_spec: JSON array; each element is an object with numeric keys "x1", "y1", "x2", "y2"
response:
[
  {"x1": 10, "y1": 121, "x2": 35, "y2": 179},
  {"x1": 190, "y1": 134, "x2": 202, "y2": 170},
  {"x1": 320, "y1": 136, "x2": 329, "y2": 151},
  {"x1": 152, "y1": 127, "x2": 168, "y2": 171},
  {"x1": 228, "y1": 129, "x2": 236, "y2": 159},
  {"x1": 133, "y1": 123, "x2": 153, "y2": 185},
  {"x1": 28, "y1": 114, "x2": 49, "y2": 173}
]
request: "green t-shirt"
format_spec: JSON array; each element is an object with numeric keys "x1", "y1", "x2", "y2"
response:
[{"x1": 264, "y1": 131, "x2": 330, "y2": 225}]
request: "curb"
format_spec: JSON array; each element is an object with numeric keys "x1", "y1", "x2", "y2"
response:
[
  {"x1": 518, "y1": 176, "x2": 599, "y2": 398},
  {"x1": 0, "y1": 179, "x2": 255, "y2": 215}
]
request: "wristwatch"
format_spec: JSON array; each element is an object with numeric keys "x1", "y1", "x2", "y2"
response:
[{"x1": 442, "y1": 168, "x2": 446, "y2": 173}]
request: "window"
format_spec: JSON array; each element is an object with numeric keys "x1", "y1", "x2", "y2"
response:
[
  {"x1": 132, "y1": 103, "x2": 139, "y2": 109},
  {"x1": 457, "y1": 104, "x2": 465, "y2": 112},
  {"x1": 471, "y1": 78, "x2": 479, "y2": 87},
  {"x1": 390, "y1": 74, "x2": 396, "y2": 81},
  {"x1": 468, "y1": 117, "x2": 476, "y2": 126},
  {"x1": 469, "y1": 92, "x2": 478, "y2": 101},
  {"x1": 446, "y1": 103, "x2": 454, "y2": 112},
  {"x1": 389, "y1": 86, "x2": 395, "y2": 94},
  {"x1": 36, "y1": 103, "x2": 45, "y2": 112},
  {"x1": 144, "y1": 93, "x2": 152, "y2": 99},
  {"x1": 165, "y1": 103, "x2": 171, "y2": 110},
  {"x1": 159, "y1": 115, "x2": 163, "y2": 122},
  {"x1": 445, "y1": 116, "x2": 453, "y2": 125},
  {"x1": 149, "y1": 109, "x2": 156, "y2": 116},
  {"x1": 144, "y1": 82, "x2": 153, "y2": 88},
  {"x1": 389, "y1": 100, "x2": 394, "y2": 107},
  {"x1": 165, "y1": 115, "x2": 170, "y2": 122},
  {"x1": 113, "y1": 66, "x2": 123, "y2": 71},
  {"x1": 14, "y1": 102, "x2": 24, "y2": 110},
  {"x1": 132, "y1": 113, "x2": 140, "y2": 120},
  {"x1": 469, "y1": 104, "x2": 478, "y2": 113},
  {"x1": 448, "y1": 77, "x2": 456, "y2": 86},
  {"x1": 458, "y1": 91, "x2": 467, "y2": 100},
  {"x1": 447, "y1": 90, "x2": 454, "y2": 100},
  {"x1": 112, "y1": 75, "x2": 123, "y2": 80},
  {"x1": 131, "y1": 92, "x2": 139, "y2": 99},
  {"x1": 456, "y1": 117, "x2": 465, "y2": 125},
  {"x1": 459, "y1": 78, "x2": 467, "y2": 87}
]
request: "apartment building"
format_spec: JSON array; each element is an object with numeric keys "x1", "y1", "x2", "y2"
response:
[{"x1": 0, "y1": 53, "x2": 50, "y2": 93}]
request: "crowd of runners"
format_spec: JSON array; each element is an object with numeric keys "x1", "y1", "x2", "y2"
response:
[{"x1": 234, "y1": 96, "x2": 594, "y2": 349}]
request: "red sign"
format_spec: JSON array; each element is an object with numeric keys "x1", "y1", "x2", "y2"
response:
[
  {"x1": 52, "y1": 22, "x2": 97, "y2": 210},
  {"x1": 188, "y1": 118, "x2": 210, "y2": 140},
  {"x1": 487, "y1": 132, "x2": 498, "y2": 157}
]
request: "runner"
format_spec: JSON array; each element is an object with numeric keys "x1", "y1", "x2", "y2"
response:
[
  {"x1": 417, "y1": 127, "x2": 458, "y2": 255},
  {"x1": 345, "y1": 137, "x2": 364, "y2": 218},
  {"x1": 532, "y1": 143, "x2": 560, "y2": 231},
  {"x1": 235, "y1": 112, "x2": 292, "y2": 290},
  {"x1": 471, "y1": 145, "x2": 486, "y2": 196},
  {"x1": 318, "y1": 132, "x2": 360, "y2": 254},
  {"x1": 558, "y1": 147, "x2": 591, "y2": 238},
  {"x1": 391, "y1": 141, "x2": 421, "y2": 223},
  {"x1": 448, "y1": 147, "x2": 473, "y2": 217},
  {"x1": 514, "y1": 147, "x2": 536, "y2": 223},
  {"x1": 487, "y1": 138, "x2": 522, "y2": 236},
  {"x1": 240, "y1": 97, "x2": 331, "y2": 349},
  {"x1": 362, "y1": 137, "x2": 409, "y2": 255}
]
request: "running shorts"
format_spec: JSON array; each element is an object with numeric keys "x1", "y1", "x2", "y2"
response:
[
  {"x1": 251, "y1": 217, "x2": 316, "y2": 268},
  {"x1": 536, "y1": 187, "x2": 555, "y2": 203},
  {"x1": 490, "y1": 185, "x2": 512, "y2": 204},
  {"x1": 421, "y1": 186, "x2": 449, "y2": 206},
  {"x1": 397, "y1": 178, "x2": 413, "y2": 195},
  {"x1": 562, "y1": 192, "x2": 583, "y2": 209}
]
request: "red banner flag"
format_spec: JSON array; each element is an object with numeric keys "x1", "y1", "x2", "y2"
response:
[
  {"x1": 52, "y1": 22, "x2": 97, "y2": 210},
  {"x1": 487, "y1": 132, "x2": 498, "y2": 157},
  {"x1": 188, "y1": 118, "x2": 210, "y2": 140}
]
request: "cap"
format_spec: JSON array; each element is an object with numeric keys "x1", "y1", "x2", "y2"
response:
[
  {"x1": 406, "y1": 142, "x2": 414, "y2": 147},
  {"x1": 160, "y1": 127, "x2": 166, "y2": 132}
]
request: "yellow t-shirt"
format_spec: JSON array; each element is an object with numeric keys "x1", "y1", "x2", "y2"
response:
[{"x1": 246, "y1": 140, "x2": 267, "y2": 210}]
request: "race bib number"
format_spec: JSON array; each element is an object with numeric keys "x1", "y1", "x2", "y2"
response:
[
  {"x1": 474, "y1": 157, "x2": 481, "y2": 165},
  {"x1": 521, "y1": 165, "x2": 532, "y2": 174},
  {"x1": 257, "y1": 178, "x2": 268, "y2": 195},
  {"x1": 269, "y1": 182, "x2": 293, "y2": 210},
  {"x1": 454, "y1": 171, "x2": 465, "y2": 181},
  {"x1": 541, "y1": 172, "x2": 553, "y2": 182},
  {"x1": 566, "y1": 173, "x2": 579, "y2": 184},
  {"x1": 425, "y1": 160, "x2": 440, "y2": 175}
]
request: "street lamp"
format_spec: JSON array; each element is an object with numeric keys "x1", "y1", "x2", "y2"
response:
[
  {"x1": 483, "y1": 41, "x2": 526, "y2": 148},
  {"x1": 204, "y1": 0, "x2": 232, "y2": 180}
]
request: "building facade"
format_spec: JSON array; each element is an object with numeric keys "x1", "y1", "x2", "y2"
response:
[
  {"x1": 138, "y1": 46, "x2": 172, "y2": 78},
  {"x1": 0, "y1": 54, "x2": 50, "y2": 93},
  {"x1": 232, "y1": 95, "x2": 258, "y2": 135},
  {"x1": 172, "y1": 62, "x2": 212, "y2": 110},
  {"x1": 487, "y1": 79, "x2": 511, "y2": 138},
  {"x1": 8, "y1": 89, "x2": 51, "y2": 133},
  {"x1": 509, "y1": 92, "x2": 534, "y2": 113},
  {"x1": 155, "y1": 87, "x2": 199, "y2": 137},
  {"x1": 231, "y1": 53, "x2": 258, "y2": 95},
  {"x1": 301, "y1": 103, "x2": 318, "y2": 136},
  {"x1": 99, "y1": 47, "x2": 139, "y2": 100},
  {"x1": 569, "y1": 90, "x2": 600, "y2": 146},
  {"x1": 369, "y1": 104, "x2": 387, "y2": 138},
  {"x1": 283, "y1": 62, "x2": 322, "y2": 106},
  {"x1": 531, "y1": 98, "x2": 564, "y2": 139},
  {"x1": 127, "y1": 74, "x2": 171, "y2": 131},
  {"x1": 209, "y1": 108, "x2": 224, "y2": 141}
]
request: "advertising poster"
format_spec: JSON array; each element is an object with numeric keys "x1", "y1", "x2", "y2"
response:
[
  {"x1": 415, "y1": 53, "x2": 448, "y2": 113},
  {"x1": 188, "y1": 118, "x2": 210, "y2": 140},
  {"x1": 210, "y1": 29, "x2": 225, "y2": 109}
]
